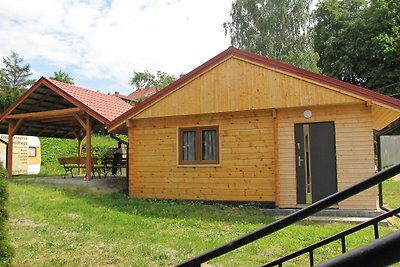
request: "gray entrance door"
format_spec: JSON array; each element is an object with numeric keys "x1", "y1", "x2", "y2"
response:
[{"x1": 295, "y1": 122, "x2": 337, "y2": 204}]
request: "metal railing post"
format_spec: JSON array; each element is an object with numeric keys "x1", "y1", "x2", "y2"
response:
[
  {"x1": 176, "y1": 163, "x2": 400, "y2": 267},
  {"x1": 317, "y1": 231, "x2": 400, "y2": 267}
]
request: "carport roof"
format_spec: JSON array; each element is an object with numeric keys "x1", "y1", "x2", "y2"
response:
[{"x1": 0, "y1": 76, "x2": 132, "y2": 139}]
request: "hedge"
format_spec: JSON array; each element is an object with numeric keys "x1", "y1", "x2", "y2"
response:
[{"x1": 0, "y1": 166, "x2": 13, "y2": 267}]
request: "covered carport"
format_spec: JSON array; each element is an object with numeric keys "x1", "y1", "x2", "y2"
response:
[{"x1": 0, "y1": 76, "x2": 132, "y2": 179}]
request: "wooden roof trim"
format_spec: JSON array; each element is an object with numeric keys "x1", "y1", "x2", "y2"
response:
[
  {"x1": 233, "y1": 56, "x2": 397, "y2": 112},
  {"x1": 108, "y1": 50, "x2": 235, "y2": 131},
  {"x1": 108, "y1": 47, "x2": 400, "y2": 132},
  {"x1": 130, "y1": 56, "x2": 233, "y2": 118},
  {"x1": 230, "y1": 49, "x2": 400, "y2": 111},
  {"x1": 0, "y1": 77, "x2": 46, "y2": 121},
  {"x1": 4, "y1": 107, "x2": 82, "y2": 120},
  {"x1": 0, "y1": 76, "x2": 110, "y2": 125}
]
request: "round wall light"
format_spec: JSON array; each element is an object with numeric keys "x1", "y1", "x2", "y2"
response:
[{"x1": 303, "y1": 110, "x2": 312, "y2": 119}]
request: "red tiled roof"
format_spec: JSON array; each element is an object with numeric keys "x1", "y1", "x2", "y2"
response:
[
  {"x1": 0, "y1": 76, "x2": 134, "y2": 138},
  {"x1": 108, "y1": 47, "x2": 400, "y2": 131},
  {"x1": 47, "y1": 78, "x2": 132, "y2": 122},
  {"x1": 126, "y1": 87, "x2": 158, "y2": 101}
]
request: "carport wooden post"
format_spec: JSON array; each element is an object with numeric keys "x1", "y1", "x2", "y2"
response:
[
  {"x1": 73, "y1": 113, "x2": 92, "y2": 179},
  {"x1": 6, "y1": 121, "x2": 14, "y2": 177},
  {"x1": 78, "y1": 136, "x2": 83, "y2": 175},
  {"x1": 6, "y1": 119, "x2": 23, "y2": 177},
  {"x1": 85, "y1": 115, "x2": 92, "y2": 180}
]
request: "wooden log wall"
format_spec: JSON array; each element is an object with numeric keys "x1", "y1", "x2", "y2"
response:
[{"x1": 129, "y1": 110, "x2": 275, "y2": 202}]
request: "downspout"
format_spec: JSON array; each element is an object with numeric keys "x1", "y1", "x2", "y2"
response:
[
  {"x1": 375, "y1": 132, "x2": 383, "y2": 207},
  {"x1": 376, "y1": 119, "x2": 400, "y2": 218}
]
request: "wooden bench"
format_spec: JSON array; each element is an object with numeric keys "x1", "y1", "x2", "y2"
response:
[
  {"x1": 58, "y1": 157, "x2": 98, "y2": 178},
  {"x1": 92, "y1": 157, "x2": 127, "y2": 179}
]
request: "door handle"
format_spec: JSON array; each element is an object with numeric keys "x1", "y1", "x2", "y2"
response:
[{"x1": 298, "y1": 156, "x2": 304, "y2": 167}]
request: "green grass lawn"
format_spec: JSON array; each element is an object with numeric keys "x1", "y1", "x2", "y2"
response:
[
  {"x1": 383, "y1": 178, "x2": 400, "y2": 209},
  {"x1": 8, "y1": 179, "x2": 399, "y2": 267}
]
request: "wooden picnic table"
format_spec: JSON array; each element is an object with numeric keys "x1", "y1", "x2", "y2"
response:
[
  {"x1": 58, "y1": 157, "x2": 98, "y2": 178},
  {"x1": 91, "y1": 157, "x2": 127, "y2": 179},
  {"x1": 58, "y1": 156, "x2": 127, "y2": 179}
]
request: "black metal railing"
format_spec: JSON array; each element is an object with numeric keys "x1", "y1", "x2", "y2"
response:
[
  {"x1": 263, "y1": 208, "x2": 400, "y2": 267},
  {"x1": 317, "y1": 230, "x2": 400, "y2": 267},
  {"x1": 176, "y1": 163, "x2": 400, "y2": 267}
]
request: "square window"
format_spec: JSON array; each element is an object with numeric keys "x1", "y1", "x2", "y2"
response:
[
  {"x1": 179, "y1": 126, "x2": 219, "y2": 165},
  {"x1": 28, "y1": 147, "x2": 37, "y2": 157}
]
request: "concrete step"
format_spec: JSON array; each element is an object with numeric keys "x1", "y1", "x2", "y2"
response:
[
  {"x1": 260, "y1": 208, "x2": 384, "y2": 218},
  {"x1": 260, "y1": 208, "x2": 388, "y2": 224}
]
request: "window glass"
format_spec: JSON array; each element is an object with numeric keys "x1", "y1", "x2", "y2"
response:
[
  {"x1": 28, "y1": 147, "x2": 37, "y2": 157},
  {"x1": 202, "y1": 129, "x2": 216, "y2": 160},
  {"x1": 182, "y1": 130, "x2": 196, "y2": 161}
]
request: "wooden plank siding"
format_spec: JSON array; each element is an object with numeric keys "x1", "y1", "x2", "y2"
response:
[
  {"x1": 135, "y1": 57, "x2": 363, "y2": 119},
  {"x1": 276, "y1": 104, "x2": 376, "y2": 209},
  {"x1": 128, "y1": 110, "x2": 276, "y2": 202},
  {"x1": 121, "y1": 53, "x2": 393, "y2": 210}
]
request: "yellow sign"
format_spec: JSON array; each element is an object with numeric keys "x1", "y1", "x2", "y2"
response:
[
  {"x1": 0, "y1": 134, "x2": 32, "y2": 175},
  {"x1": 0, "y1": 137, "x2": 6, "y2": 168}
]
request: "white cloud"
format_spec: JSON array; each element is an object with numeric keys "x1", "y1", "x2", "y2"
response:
[{"x1": 0, "y1": 0, "x2": 232, "y2": 94}]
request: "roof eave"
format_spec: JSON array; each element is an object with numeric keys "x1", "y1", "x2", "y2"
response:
[
  {"x1": 108, "y1": 47, "x2": 400, "y2": 131},
  {"x1": 107, "y1": 48, "x2": 236, "y2": 132},
  {"x1": 0, "y1": 76, "x2": 48, "y2": 122},
  {"x1": 0, "y1": 76, "x2": 113, "y2": 126},
  {"x1": 229, "y1": 48, "x2": 400, "y2": 111}
]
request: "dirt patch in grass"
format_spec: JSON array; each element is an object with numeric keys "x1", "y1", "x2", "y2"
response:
[
  {"x1": 10, "y1": 218, "x2": 48, "y2": 228},
  {"x1": 13, "y1": 176, "x2": 127, "y2": 194}
]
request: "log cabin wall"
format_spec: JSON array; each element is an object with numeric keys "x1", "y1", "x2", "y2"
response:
[
  {"x1": 122, "y1": 53, "x2": 394, "y2": 210},
  {"x1": 276, "y1": 104, "x2": 376, "y2": 210},
  {"x1": 128, "y1": 110, "x2": 276, "y2": 202}
]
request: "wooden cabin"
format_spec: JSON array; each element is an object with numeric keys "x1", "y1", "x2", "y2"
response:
[{"x1": 109, "y1": 47, "x2": 400, "y2": 210}]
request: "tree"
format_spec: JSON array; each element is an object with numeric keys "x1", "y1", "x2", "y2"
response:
[
  {"x1": 154, "y1": 71, "x2": 177, "y2": 90},
  {"x1": 129, "y1": 70, "x2": 177, "y2": 90},
  {"x1": 313, "y1": 0, "x2": 368, "y2": 85},
  {"x1": 49, "y1": 70, "x2": 74, "y2": 84},
  {"x1": 0, "y1": 51, "x2": 35, "y2": 90},
  {"x1": 362, "y1": 0, "x2": 400, "y2": 95},
  {"x1": 130, "y1": 70, "x2": 156, "y2": 89},
  {"x1": 0, "y1": 88, "x2": 24, "y2": 113},
  {"x1": 223, "y1": 0, "x2": 319, "y2": 72},
  {"x1": 313, "y1": 0, "x2": 400, "y2": 95}
]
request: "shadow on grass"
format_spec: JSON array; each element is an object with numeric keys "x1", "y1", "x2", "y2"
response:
[{"x1": 10, "y1": 178, "x2": 276, "y2": 226}]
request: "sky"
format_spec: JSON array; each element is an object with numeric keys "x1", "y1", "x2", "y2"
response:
[{"x1": 0, "y1": 0, "x2": 233, "y2": 95}]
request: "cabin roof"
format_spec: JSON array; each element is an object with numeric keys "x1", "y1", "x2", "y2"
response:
[
  {"x1": 126, "y1": 87, "x2": 158, "y2": 101},
  {"x1": 0, "y1": 76, "x2": 132, "y2": 138},
  {"x1": 108, "y1": 47, "x2": 400, "y2": 133}
]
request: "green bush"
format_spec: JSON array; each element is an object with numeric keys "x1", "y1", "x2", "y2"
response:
[{"x1": 0, "y1": 166, "x2": 14, "y2": 266}]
